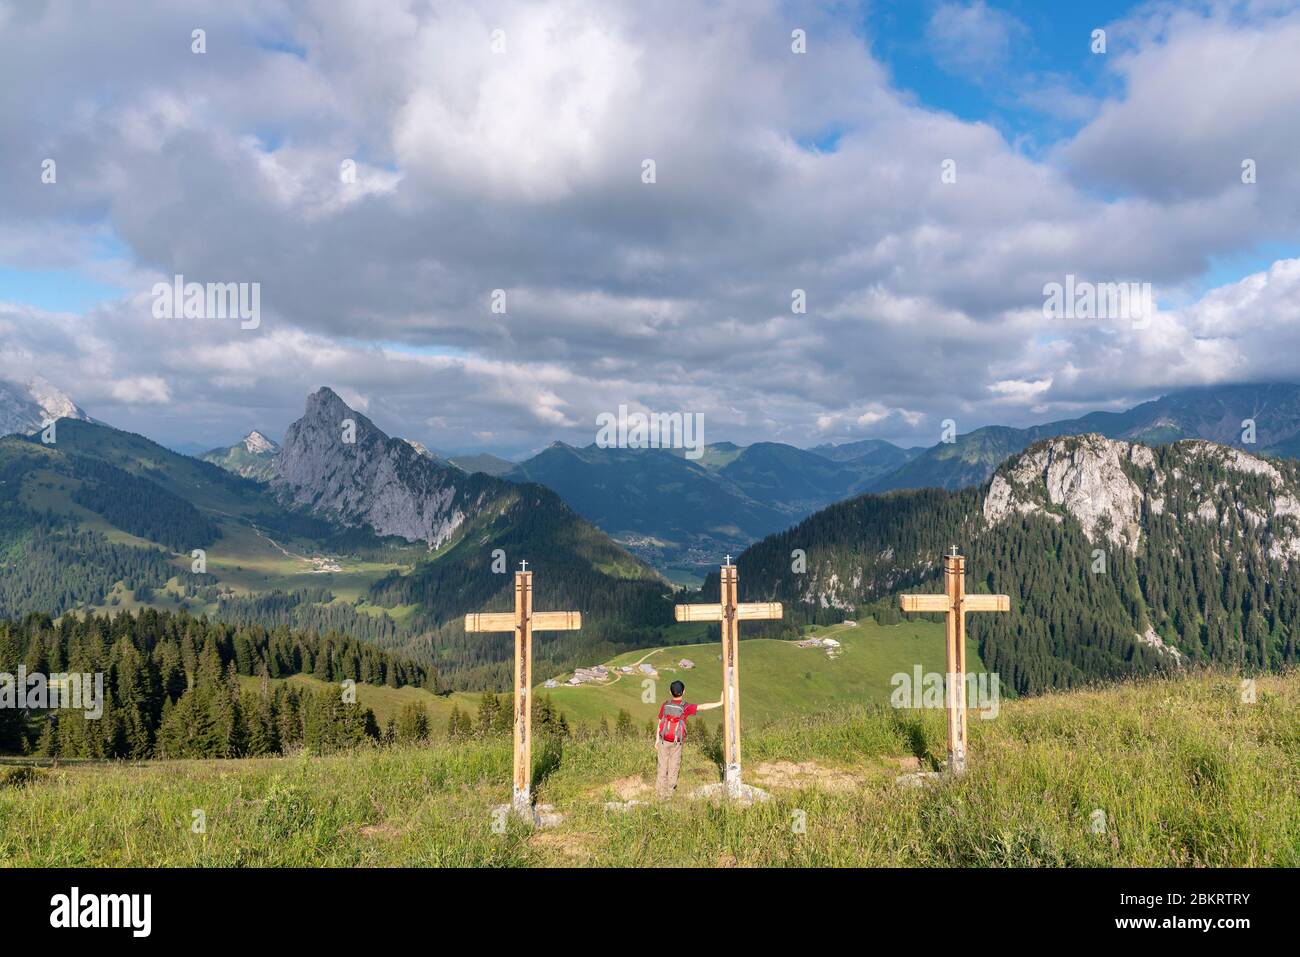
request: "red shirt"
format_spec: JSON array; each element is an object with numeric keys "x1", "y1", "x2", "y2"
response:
[{"x1": 659, "y1": 699, "x2": 698, "y2": 718}]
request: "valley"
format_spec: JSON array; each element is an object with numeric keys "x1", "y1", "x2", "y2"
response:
[{"x1": 5, "y1": 379, "x2": 1300, "y2": 709}]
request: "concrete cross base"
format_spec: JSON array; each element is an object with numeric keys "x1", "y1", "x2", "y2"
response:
[
  {"x1": 603, "y1": 799, "x2": 648, "y2": 813},
  {"x1": 689, "y1": 781, "x2": 771, "y2": 805},
  {"x1": 895, "y1": 770, "x2": 943, "y2": 788},
  {"x1": 533, "y1": 803, "x2": 564, "y2": 828},
  {"x1": 494, "y1": 799, "x2": 565, "y2": 828}
]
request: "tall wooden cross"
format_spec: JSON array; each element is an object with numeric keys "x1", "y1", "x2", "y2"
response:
[
  {"x1": 674, "y1": 562, "x2": 782, "y2": 797},
  {"x1": 899, "y1": 549, "x2": 1008, "y2": 774},
  {"x1": 465, "y1": 566, "x2": 581, "y2": 816}
]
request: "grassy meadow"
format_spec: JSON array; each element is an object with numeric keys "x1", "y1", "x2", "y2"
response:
[
  {"x1": 1, "y1": 670, "x2": 1295, "y2": 867},
  {"x1": 541, "y1": 619, "x2": 986, "y2": 730},
  {"x1": 240, "y1": 619, "x2": 978, "y2": 737}
]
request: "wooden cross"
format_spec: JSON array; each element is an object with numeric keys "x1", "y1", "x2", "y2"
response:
[
  {"x1": 465, "y1": 569, "x2": 580, "y2": 816},
  {"x1": 674, "y1": 563, "x2": 782, "y2": 796},
  {"x1": 899, "y1": 550, "x2": 1008, "y2": 774}
]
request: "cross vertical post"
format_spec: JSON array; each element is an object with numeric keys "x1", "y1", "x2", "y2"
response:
[
  {"x1": 899, "y1": 551, "x2": 1009, "y2": 774},
  {"x1": 720, "y1": 564, "x2": 741, "y2": 789},
  {"x1": 944, "y1": 552, "x2": 965, "y2": 771},
  {"x1": 674, "y1": 562, "x2": 782, "y2": 798},
  {"x1": 513, "y1": 570, "x2": 532, "y2": 811},
  {"x1": 465, "y1": 568, "x2": 581, "y2": 818}
]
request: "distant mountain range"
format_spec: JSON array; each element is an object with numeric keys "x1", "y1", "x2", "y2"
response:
[
  {"x1": 484, "y1": 384, "x2": 1300, "y2": 576},
  {"x1": 500, "y1": 438, "x2": 918, "y2": 579},
  {"x1": 870, "y1": 383, "x2": 1300, "y2": 494},
  {"x1": 188, "y1": 382, "x2": 1300, "y2": 581},
  {"x1": 6, "y1": 380, "x2": 1300, "y2": 694}
]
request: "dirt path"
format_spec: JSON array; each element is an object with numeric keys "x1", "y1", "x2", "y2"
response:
[{"x1": 251, "y1": 526, "x2": 307, "y2": 562}]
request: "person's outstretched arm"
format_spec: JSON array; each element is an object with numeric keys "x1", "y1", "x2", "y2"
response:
[{"x1": 695, "y1": 699, "x2": 724, "y2": 712}]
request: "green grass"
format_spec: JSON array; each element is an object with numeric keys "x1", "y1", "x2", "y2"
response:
[
  {"x1": 1, "y1": 671, "x2": 1295, "y2": 866},
  {"x1": 219, "y1": 619, "x2": 979, "y2": 738},
  {"x1": 199, "y1": 522, "x2": 411, "y2": 598},
  {"x1": 235, "y1": 675, "x2": 479, "y2": 732},
  {"x1": 225, "y1": 619, "x2": 986, "y2": 739},
  {"x1": 19, "y1": 470, "x2": 160, "y2": 549},
  {"x1": 541, "y1": 619, "x2": 985, "y2": 732},
  {"x1": 20, "y1": 460, "x2": 414, "y2": 617}
]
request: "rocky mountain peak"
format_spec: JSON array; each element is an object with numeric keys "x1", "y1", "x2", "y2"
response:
[
  {"x1": 27, "y1": 377, "x2": 90, "y2": 422},
  {"x1": 302, "y1": 386, "x2": 361, "y2": 424},
  {"x1": 273, "y1": 387, "x2": 474, "y2": 546},
  {"x1": 984, "y1": 433, "x2": 1300, "y2": 561},
  {"x1": 984, "y1": 434, "x2": 1146, "y2": 552},
  {"x1": 0, "y1": 377, "x2": 91, "y2": 437},
  {"x1": 242, "y1": 430, "x2": 278, "y2": 455}
]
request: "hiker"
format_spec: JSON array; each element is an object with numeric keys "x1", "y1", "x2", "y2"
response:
[{"x1": 655, "y1": 680, "x2": 722, "y2": 799}]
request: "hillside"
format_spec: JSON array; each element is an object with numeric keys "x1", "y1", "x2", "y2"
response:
[
  {"x1": 0, "y1": 392, "x2": 680, "y2": 686},
  {"x1": 731, "y1": 434, "x2": 1300, "y2": 695},
  {"x1": 2, "y1": 670, "x2": 1295, "y2": 866}
]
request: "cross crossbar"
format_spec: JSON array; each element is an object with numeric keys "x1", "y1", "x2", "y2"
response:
[
  {"x1": 671, "y1": 564, "x2": 783, "y2": 796},
  {"x1": 464, "y1": 570, "x2": 581, "y2": 819},
  {"x1": 898, "y1": 553, "x2": 1010, "y2": 775},
  {"x1": 673, "y1": 601, "x2": 782, "y2": 622}
]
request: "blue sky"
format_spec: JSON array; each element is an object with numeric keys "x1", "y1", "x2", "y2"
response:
[
  {"x1": 0, "y1": 266, "x2": 124, "y2": 314},
  {"x1": 868, "y1": 0, "x2": 1132, "y2": 133}
]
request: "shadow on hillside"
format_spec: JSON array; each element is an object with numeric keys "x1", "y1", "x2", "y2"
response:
[
  {"x1": 700, "y1": 731, "x2": 724, "y2": 776},
  {"x1": 888, "y1": 711, "x2": 938, "y2": 770},
  {"x1": 531, "y1": 734, "x2": 564, "y2": 792}
]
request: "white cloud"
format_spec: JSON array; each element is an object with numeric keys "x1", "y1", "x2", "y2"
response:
[
  {"x1": 110, "y1": 376, "x2": 171, "y2": 405},
  {"x1": 0, "y1": 0, "x2": 1298, "y2": 454},
  {"x1": 988, "y1": 378, "x2": 1053, "y2": 402}
]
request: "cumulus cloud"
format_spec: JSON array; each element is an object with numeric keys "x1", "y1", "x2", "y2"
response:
[
  {"x1": 0, "y1": 0, "x2": 1298, "y2": 455},
  {"x1": 110, "y1": 376, "x2": 172, "y2": 405}
]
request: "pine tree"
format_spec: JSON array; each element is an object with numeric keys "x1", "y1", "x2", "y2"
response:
[
  {"x1": 475, "y1": 692, "x2": 500, "y2": 737},
  {"x1": 615, "y1": 709, "x2": 634, "y2": 738},
  {"x1": 395, "y1": 702, "x2": 430, "y2": 743}
]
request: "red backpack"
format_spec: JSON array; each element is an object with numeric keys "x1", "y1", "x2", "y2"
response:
[{"x1": 658, "y1": 700, "x2": 688, "y2": 743}]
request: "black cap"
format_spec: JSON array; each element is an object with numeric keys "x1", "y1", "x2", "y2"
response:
[{"x1": 670, "y1": 680, "x2": 685, "y2": 697}]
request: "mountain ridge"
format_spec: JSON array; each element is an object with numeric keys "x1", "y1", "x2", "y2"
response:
[
  {"x1": 728, "y1": 431, "x2": 1300, "y2": 693},
  {"x1": 190, "y1": 381, "x2": 1300, "y2": 579},
  {"x1": 870, "y1": 382, "x2": 1300, "y2": 493}
]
